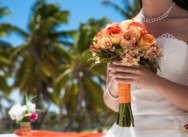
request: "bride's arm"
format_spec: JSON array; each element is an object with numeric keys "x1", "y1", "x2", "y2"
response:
[
  {"x1": 103, "y1": 82, "x2": 119, "y2": 112},
  {"x1": 108, "y1": 62, "x2": 188, "y2": 112},
  {"x1": 151, "y1": 77, "x2": 188, "y2": 112},
  {"x1": 103, "y1": 63, "x2": 119, "y2": 112}
]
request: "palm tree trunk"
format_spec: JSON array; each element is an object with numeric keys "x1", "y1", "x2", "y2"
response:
[
  {"x1": 64, "y1": 74, "x2": 84, "y2": 132},
  {"x1": 32, "y1": 42, "x2": 48, "y2": 129},
  {"x1": 33, "y1": 106, "x2": 49, "y2": 129},
  {"x1": 64, "y1": 95, "x2": 82, "y2": 131},
  {"x1": 76, "y1": 114, "x2": 85, "y2": 132}
]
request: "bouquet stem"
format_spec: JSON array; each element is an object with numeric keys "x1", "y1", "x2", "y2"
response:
[
  {"x1": 117, "y1": 103, "x2": 134, "y2": 127},
  {"x1": 116, "y1": 83, "x2": 134, "y2": 127}
]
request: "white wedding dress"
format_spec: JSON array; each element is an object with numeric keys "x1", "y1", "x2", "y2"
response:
[{"x1": 104, "y1": 33, "x2": 188, "y2": 137}]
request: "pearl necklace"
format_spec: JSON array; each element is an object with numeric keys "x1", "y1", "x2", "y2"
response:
[{"x1": 140, "y1": 2, "x2": 175, "y2": 23}]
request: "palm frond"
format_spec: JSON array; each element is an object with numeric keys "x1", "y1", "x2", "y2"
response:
[
  {"x1": 10, "y1": 44, "x2": 29, "y2": 62},
  {"x1": 53, "y1": 43, "x2": 74, "y2": 63},
  {"x1": 0, "y1": 23, "x2": 28, "y2": 38},
  {"x1": 54, "y1": 68, "x2": 73, "y2": 85},
  {"x1": 102, "y1": 0, "x2": 140, "y2": 19},
  {"x1": 0, "y1": 6, "x2": 10, "y2": 18}
]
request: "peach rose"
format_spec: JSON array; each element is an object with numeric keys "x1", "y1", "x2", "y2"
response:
[
  {"x1": 106, "y1": 23, "x2": 122, "y2": 44},
  {"x1": 90, "y1": 45, "x2": 99, "y2": 52},
  {"x1": 145, "y1": 46, "x2": 161, "y2": 59},
  {"x1": 94, "y1": 28, "x2": 112, "y2": 49},
  {"x1": 95, "y1": 28, "x2": 108, "y2": 38},
  {"x1": 120, "y1": 28, "x2": 137, "y2": 47},
  {"x1": 97, "y1": 37, "x2": 113, "y2": 49},
  {"x1": 137, "y1": 33, "x2": 156, "y2": 50},
  {"x1": 94, "y1": 28, "x2": 108, "y2": 43},
  {"x1": 119, "y1": 20, "x2": 133, "y2": 31}
]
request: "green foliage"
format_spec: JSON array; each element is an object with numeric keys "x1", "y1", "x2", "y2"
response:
[
  {"x1": 29, "y1": 0, "x2": 70, "y2": 36},
  {"x1": 53, "y1": 17, "x2": 115, "y2": 131},
  {"x1": 0, "y1": 23, "x2": 28, "y2": 37},
  {"x1": 0, "y1": 2, "x2": 17, "y2": 96},
  {"x1": 0, "y1": 2, "x2": 16, "y2": 122},
  {"x1": 7, "y1": 0, "x2": 75, "y2": 129},
  {"x1": 103, "y1": 0, "x2": 141, "y2": 19},
  {"x1": 0, "y1": 1, "x2": 10, "y2": 19},
  {"x1": 10, "y1": 0, "x2": 73, "y2": 100}
]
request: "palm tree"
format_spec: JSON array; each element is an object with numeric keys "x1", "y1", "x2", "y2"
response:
[
  {"x1": 0, "y1": 42, "x2": 13, "y2": 114},
  {"x1": 0, "y1": 41, "x2": 11, "y2": 94},
  {"x1": 0, "y1": 4, "x2": 11, "y2": 94},
  {"x1": 0, "y1": 2, "x2": 21, "y2": 114},
  {"x1": 10, "y1": 0, "x2": 75, "y2": 129},
  {"x1": 0, "y1": 2, "x2": 25, "y2": 130},
  {"x1": 54, "y1": 18, "x2": 117, "y2": 132},
  {"x1": 102, "y1": 0, "x2": 141, "y2": 19}
]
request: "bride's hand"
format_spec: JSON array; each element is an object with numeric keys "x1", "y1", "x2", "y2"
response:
[{"x1": 108, "y1": 62, "x2": 161, "y2": 90}]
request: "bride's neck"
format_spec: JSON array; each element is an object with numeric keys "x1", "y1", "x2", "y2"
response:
[{"x1": 142, "y1": 0, "x2": 174, "y2": 18}]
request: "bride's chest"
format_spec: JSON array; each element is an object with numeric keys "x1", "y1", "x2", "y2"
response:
[
  {"x1": 145, "y1": 20, "x2": 188, "y2": 43},
  {"x1": 156, "y1": 35, "x2": 188, "y2": 85}
]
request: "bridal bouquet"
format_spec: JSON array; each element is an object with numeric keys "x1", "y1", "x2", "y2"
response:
[
  {"x1": 90, "y1": 19, "x2": 161, "y2": 127},
  {"x1": 8, "y1": 94, "x2": 39, "y2": 123}
]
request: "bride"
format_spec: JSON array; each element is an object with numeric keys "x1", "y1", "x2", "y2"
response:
[{"x1": 103, "y1": 0, "x2": 188, "y2": 137}]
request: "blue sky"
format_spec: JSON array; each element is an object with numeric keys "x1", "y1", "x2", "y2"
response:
[{"x1": 1, "y1": 0, "x2": 126, "y2": 46}]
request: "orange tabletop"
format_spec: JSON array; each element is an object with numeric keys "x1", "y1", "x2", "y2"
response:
[{"x1": 14, "y1": 129, "x2": 104, "y2": 137}]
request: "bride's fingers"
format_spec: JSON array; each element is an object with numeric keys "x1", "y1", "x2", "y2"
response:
[
  {"x1": 112, "y1": 61, "x2": 122, "y2": 65},
  {"x1": 109, "y1": 64, "x2": 139, "y2": 73},
  {"x1": 109, "y1": 71, "x2": 136, "y2": 79},
  {"x1": 115, "y1": 78, "x2": 134, "y2": 84}
]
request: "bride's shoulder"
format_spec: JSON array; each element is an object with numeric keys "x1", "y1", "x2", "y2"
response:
[
  {"x1": 172, "y1": 7, "x2": 188, "y2": 43},
  {"x1": 174, "y1": 5, "x2": 188, "y2": 19}
]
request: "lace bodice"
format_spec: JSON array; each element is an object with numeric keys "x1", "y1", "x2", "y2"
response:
[
  {"x1": 131, "y1": 33, "x2": 188, "y2": 115},
  {"x1": 156, "y1": 33, "x2": 188, "y2": 86}
]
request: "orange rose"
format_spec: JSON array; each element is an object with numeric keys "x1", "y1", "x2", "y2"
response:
[
  {"x1": 120, "y1": 28, "x2": 137, "y2": 47},
  {"x1": 128, "y1": 21, "x2": 147, "y2": 41},
  {"x1": 106, "y1": 23, "x2": 122, "y2": 44},
  {"x1": 138, "y1": 33, "x2": 156, "y2": 50}
]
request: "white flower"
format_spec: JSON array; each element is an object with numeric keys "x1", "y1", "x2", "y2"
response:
[
  {"x1": 22, "y1": 105, "x2": 27, "y2": 112},
  {"x1": 23, "y1": 102, "x2": 36, "y2": 113},
  {"x1": 8, "y1": 104, "x2": 25, "y2": 121}
]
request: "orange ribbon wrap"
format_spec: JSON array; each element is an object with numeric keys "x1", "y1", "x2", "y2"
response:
[{"x1": 118, "y1": 83, "x2": 131, "y2": 103}]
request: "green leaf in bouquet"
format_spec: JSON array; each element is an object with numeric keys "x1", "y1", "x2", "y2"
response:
[
  {"x1": 100, "y1": 50, "x2": 112, "y2": 58},
  {"x1": 99, "y1": 58, "x2": 113, "y2": 63},
  {"x1": 115, "y1": 48, "x2": 124, "y2": 55},
  {"x1": 92, "y1": 39, "x2": 96, "y2": 43},
  {"x1": 139, "y1": 57, "x2": 160, "y2": 74}
]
